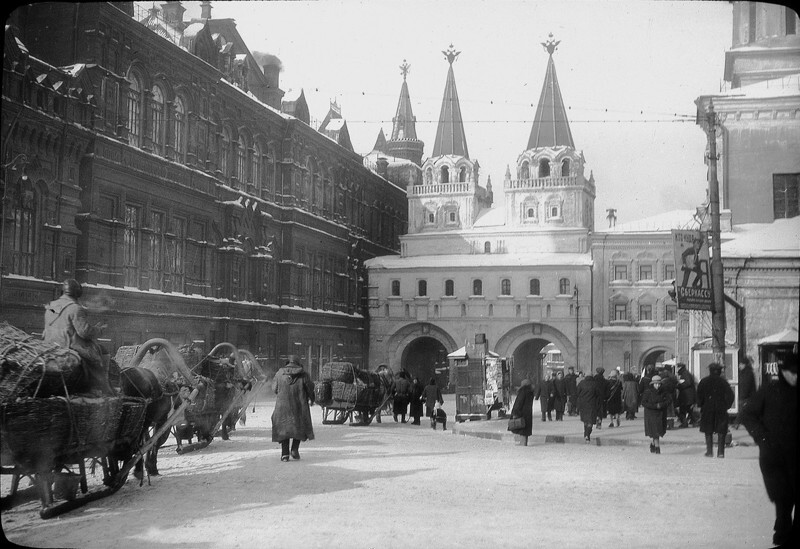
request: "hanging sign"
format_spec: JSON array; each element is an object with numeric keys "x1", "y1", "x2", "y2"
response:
[{"x1": 672, "y1": 230, "x2": 712, "y2": 311}]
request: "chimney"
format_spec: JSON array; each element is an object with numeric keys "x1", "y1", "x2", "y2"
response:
[
  {"x1": 263, "y1": 64, "x2": 280, "y2": 90},
  {"x1": 200, "y1": 0, "x2": 212, "y2": 19},
  {"x1": 376, "y1": 157, "x2": 389, "y2": 178},
  {"x1": 160, "y1": 1, "x2": 185, "y2": 26}
]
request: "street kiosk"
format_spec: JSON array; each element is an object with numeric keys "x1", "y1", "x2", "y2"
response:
[{"x1": 450, "y1": 336, "x2": 510, "y2": 422}]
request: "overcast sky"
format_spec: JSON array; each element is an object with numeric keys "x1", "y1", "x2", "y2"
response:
[{"x1": 177, "y1": 0, "x2": 732, "y2": 228}]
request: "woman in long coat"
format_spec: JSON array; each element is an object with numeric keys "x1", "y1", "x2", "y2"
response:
[
  {"x1": 605, "y1": 370, "x2": 624, "y2": 427},
  {"x1": 696, "y1": 362, "x2": 735, "y2": 458},
  {"x1": 271, "y1": 355, "x2": 315, "y2": 461},
  {"x1": 641, "y1": 375, "x2": 671, "y2": 454},
  {"x1": 408, "y1": 376, "x2": 425, "y2": 425},
  {"x1": 510, "y1": 379, "x2": 535, "y2": 446},
  {"x1": 576, "y1": 373, "x2": 601, "y2": 443}
]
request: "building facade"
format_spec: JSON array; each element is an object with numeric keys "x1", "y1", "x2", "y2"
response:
[{"x1": 1, "y1": 2, "x2": 408, "y2": 377}]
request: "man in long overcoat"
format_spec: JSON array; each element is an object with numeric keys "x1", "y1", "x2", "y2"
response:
[
  {"x1": 552, "y1": 370, "x2": 567, "y2": 421},
  {"x1": 271, "y1": 355, "x2": 315, "y2": 461},
  {"x1": 741, "y1": 358, "x2": 797, "y2": 547},
  {"x1": 510, "y1": 379, "x2": 535, "y2": 446},
  {"x1": 676, "y1": 362, "x2": 697, "y2": 428},
  {"x1": 43, "y1": 278, "x2": 114, "y2": 395},
  {"x1": 564, "y1": 366, "x2": 578, "y2": 416},
  {"x1": 696, "y1": 362, "x2": 735, "y2": 458},
  {"x1": 576, "y1": 372, "x2": 602, "y2": 443},
  {"x1": 594, "y1": 367, "x2": 607, "y2": 428}
]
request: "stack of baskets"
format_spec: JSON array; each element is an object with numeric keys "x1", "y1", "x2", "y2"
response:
[
  {"x1": 0, "y1": 321, "x2": 86, "y2": 402},
  {"x1": 317, "y1": 362, "x2": 384, "y2": 409}
]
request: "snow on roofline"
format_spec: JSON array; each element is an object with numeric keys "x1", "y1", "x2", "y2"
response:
[{"x1": 365, "y1": 252, "x2": 593, "y2": 269}]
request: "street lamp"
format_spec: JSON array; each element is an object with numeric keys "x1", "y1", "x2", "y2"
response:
[{"x1": 0, "y1": 153, "x2": 29, "y2": 300}]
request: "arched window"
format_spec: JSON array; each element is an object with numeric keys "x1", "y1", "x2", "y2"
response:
[
  {"x1": 236, "y1": 134, "x2": 247, "y2": 188},
  {"x1": 561, "y1": 158, "x2": 570, "y2": 176},
  {"x1": 501, "y1": 278, "x2": 511, "y2": 295},
  {"x1": 488, "y1": 304, "x2": 494, "y2": 316},
  {"x1": 9, "y1": 179, "x2": 38, "y2": 276},
  {"x1": 440, "y1": 166, "x2": 449, "y2": 183},
  {"x1": 459, "y1": 166, "x2": 467, "y2": 182},
  {"x1": 384, "y1": 303, "x2": 389, "y2": 317},
  {"x1": 484, "y1": 241, "x2": 491, "y2": 254},
  {"x1": 538, "y1": 158, "x2": 550, "y2": 177},
  {"x1": 516, "y1": 304, "x2": 521, "y2": 317},
  {"x1": 150, "y1": 85, "x2": 165, "y2": 155},
  {"x1": 434, "y1": 304, "x2": 439, "y2": 318},
  {"x1": 529, "y1": 278, "x2": 540, "y2": 295},
  {"x1": 445, "y1": 279, "x2": 454, "y2": 296},
  {"x1": 252, "y1": 143, "x2": 262, "y2": 193},
  {"x1": 520, "y1": 161, "x2": 529, "y2": 179},
  {"x1": 404, "y1": 304, "x2": 410, "y2": 317},
  {"x1": 391, "y1": 280, "x2": 400, "y2": 296},
  {"x1": 126, "y1": 71, "x2": 143, "y2": 148},
  {"x1": 418, "y1": 280, "x2": 427, "y2": 297},
  {"x1": 559, "y1": 277, "x2": 570, "y2": 295},
  {"x1": 527, "y1": 208, "x2": 535, "y2": 218},
  {"x1": 173, "y1": 96, "x2": 186, "y2": 162},
  {"x1": 473, "y1": 279, "x2": 483, "y2": 295},
  {"x1": 461, "y1": 303, "x2": 467, "y2": 317},
  {"x1": 426, "y1": 167, "x2": 433, "y2": 185},
  {"x1": 220, "y1": 128, "x2": 231, "y2": 177}
]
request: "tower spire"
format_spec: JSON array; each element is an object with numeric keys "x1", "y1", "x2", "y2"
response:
[
  {"x1": 432, "y1": 44, "x2": 469, "y2": 159},
  {"x1": 386, "y1": 59, "x2": 424, "y2": 165},
  {"x1": 527, "y1": 33, "x2": 575, "y2": 150}
]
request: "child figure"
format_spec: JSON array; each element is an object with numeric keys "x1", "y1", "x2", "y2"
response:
[{"x1": 431, "y1": 401, "x2": 447, "y2": 430}]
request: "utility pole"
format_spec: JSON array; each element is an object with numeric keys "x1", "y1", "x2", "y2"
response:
[
  {"x1": 574, "y1": 284, "x2": 580, "y2": 372},
  {"x1": 705, "y1": 101, "x2": 726, "y2": 365}
]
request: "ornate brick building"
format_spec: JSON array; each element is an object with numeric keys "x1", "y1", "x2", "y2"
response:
[{"x1": 1, "y1": 2, "x2": 408, "y2": 376}]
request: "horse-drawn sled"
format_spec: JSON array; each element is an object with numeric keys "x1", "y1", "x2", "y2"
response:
[{"x1": 314, "y1": 362, "x2": 393, "y2": 426}]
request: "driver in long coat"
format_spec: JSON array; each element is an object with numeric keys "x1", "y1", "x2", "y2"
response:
[
  {"x1": 271, "y1": 355, "x2": 315, "y2": 461},
  {"x1": 43, "y1": 279, "x2": 114, "y2": 395}
]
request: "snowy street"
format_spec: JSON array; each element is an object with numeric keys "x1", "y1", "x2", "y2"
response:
[{"x1": 1, "y1": 392, "x2": 774, "y2": 549}]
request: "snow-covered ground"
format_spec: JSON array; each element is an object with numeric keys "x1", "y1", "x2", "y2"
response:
[{"x1": 1, "y1": 392, "x2": 774, "y2": 549}]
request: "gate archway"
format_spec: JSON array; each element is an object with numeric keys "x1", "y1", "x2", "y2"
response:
[{"x1": 400, "y1": 337, "x2": 449, "y2": 389}]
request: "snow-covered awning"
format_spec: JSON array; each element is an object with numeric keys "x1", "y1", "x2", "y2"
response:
[
  {"x1": 446, "y1": 346, "x2": 499, "y2": 359},
  {"x1": 757, "y1": 327, "x2": 799, "y2": 346}
]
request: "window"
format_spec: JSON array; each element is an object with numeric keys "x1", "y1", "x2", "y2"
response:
[
  {"x1": 520, "y1": 161, "x2": 529, "y2": 179},
  {"x1": 538, "y1": 159, "x2": 550, "y2": 177},
  {"x1": 458, "y1": 166, "x2": 467, "y2": 182},
  {"x1": 124, "y1": 204, "x2": 141, "y2": 287},
  {"x1": 252, "y1": 143, "x2": 262, "y2": 192},
  {"x1": 484, "y1": 241, "x2": 491, "y2": 254},
  {"x1": 614, "y1": 265, "x2": 628, "y2": 281},
  {"x1": 639, "y1": 265, "x2": 653, "y2": 281},
  {"x1": 126, "y1": 72, "x2": 142, "y2": 147},
  {"x1": 559, "y1": 278, "x2": 570, "y2": 295},
  {"x1": 391, "y1": 280, "x2": 400, "y2": 296},
  {"x1": 473, "y1": 279, "x2": 483, "y2": 296},
  {"x1": 9, "y1": 180, "x2": 37, "y2": 276},
  {"x1": 664, "y1": 264, "x2": 675, "y2": 281},
  {"x1": 501, "y1": 279, "x2": 511, "y2": 296},
  {"x1": 440, "y1": 166, "x2": 449, "y2": 183},
  {"x1": 418, "y1": 280, "x2": 427, "y2": 297},
  {"x1": 220, "y1": 128, "x2": 231, "y2": 177},
  {"x1": 150, "y1": 211, "x2": 165, "y2": 290},
  {"x1": 170, "y1": 217, "x2": 186, "y2": 293},
  {"x1": 665, "y1": 304, "x2": 677, "y2": 321},
  {"x1": 561, "y1": 158, "x2": 570, "y2": 176},
  {"x1": 527, "y1": 208, "x2": 535, "y2": 218},
  {"x1": 445, "y1": 279, "x2": 454, "y2": 296},
  {"x1": 614, "y1": 303, "x2": 627, "y2": 321},
  {"x1": 237, "y1": 135, "x2": 248, "y2": 187},
  {"x1": 174, "y1": 96, "x2": 186, "y2": 162},
  {"x1": 529, "y1": 278, "x2": 540, "y2": 295},
  {"x1": 639, "y1": 304, "x2": 653, "y2": 321},
  {"x1": 449, "y1": 211, "x2": 456, "y2": 223},
  {"x1": 150, "y1": 85, "x2": 165, "y2": 154},
  {"x1": 773, "y1": 174, "x2": 799, "y2": 219}
]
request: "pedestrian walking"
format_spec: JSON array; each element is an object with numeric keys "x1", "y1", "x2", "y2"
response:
[
  {"x1": 393, "y1": 370, "x2": 412, "y2": 423},
  {"x1": 594, "y1": 367, "x2": 607, "y2": 429},
  {"x1": 741, "y1": 356, "x2": 797, "y2": 547},
  {"x1": 675, "y1": 362, "x2": 697, "y2": 428},
  {"x1": 509, "y1": 378, "x2": 535, "y2": 446},
  {"x1": 534, "y1": 373, "x2": 554, "y2": 421},
  {"x1": 696, "y1": 362, "x2": 735, "y2": 458},
  {"x1": 622, "y1": 372, "x2": 639, "y2": 420},
  {"x1": 553, "y1": 370, "x2": 567, "y2": 421},
  {"x1": 641, "y1": 375, "x2": 671, "y2": 454},
  {"x1": 565, "y1": 366, "x2": 578, "y2": 416},
  {"x1": 409, "y1": 376, "x2": 425, "y2": 425},
  {"x1": 576, "y1": 370, "x2": 602, "y2": 443},
  {"x1": 423, "y1": 377, "x2": 444, "y2": 423},
  {"x1": 733, "y1": 356, "x2": 757, "y2": 429},
  {"x1": 271, "y1": 355, "x2": 315, "y2": 462},
  {"x1": 606, "y1": 369, "x2": 623, "y2": 428}
]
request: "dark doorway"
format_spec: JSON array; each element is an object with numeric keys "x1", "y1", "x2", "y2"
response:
[
  {"x1": 401, "y1": 337, "x2": 449, "y2": 390},
  {"x1": 511, "y1": 338, "x2": 558, "y2": 388}
]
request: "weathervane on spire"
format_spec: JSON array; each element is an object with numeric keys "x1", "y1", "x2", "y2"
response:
[
  {"x1": 400, "y1": 59, "x2": 411, "y2": 81},
  {"x1": 442, "y1": 44, "x2": 460, "y2": 65},
  {"x1": 541, "y1": 33, "x2": 560, "y2": 55}
]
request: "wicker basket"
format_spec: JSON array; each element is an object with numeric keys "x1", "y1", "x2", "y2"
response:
[
  {"x1": 321, "y1": 362, "x2": 356, "y2": 384},
  {"x1": 330, "y1": 380, "x2": 358, "y2": 403},
  {"x1": 116, "y1": 396, "x2": 148, "y2": 444},
  {"x1": 0, "y1": 322, "x2": 86, "y2": 402},
  {"x1": 314, "y1": 381, "x2": 332, "y2": 404},
  {"x1": 1, "y1": 396, "x2": 122, "y2": 470}
]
